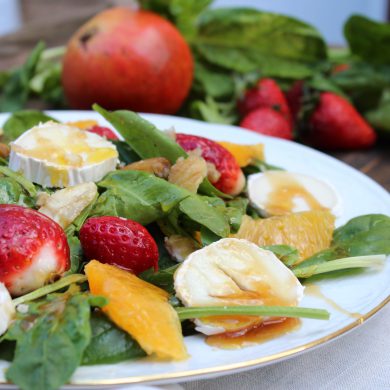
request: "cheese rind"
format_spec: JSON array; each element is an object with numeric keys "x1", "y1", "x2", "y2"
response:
[{"x1": 9, "y1": 122, "x2": 118, "y2": 188}]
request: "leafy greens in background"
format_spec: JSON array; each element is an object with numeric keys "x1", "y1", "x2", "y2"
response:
[{"x1": 2, "y1": 110, "x2": 57, "y2": 142}]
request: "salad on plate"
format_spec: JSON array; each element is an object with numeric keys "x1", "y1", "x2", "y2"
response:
[{"x1": 0, "y1": 106, "x2": 388, "y2": 390}]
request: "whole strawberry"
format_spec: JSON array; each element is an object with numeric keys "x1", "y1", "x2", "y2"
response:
[
  {"x1": 0, "y1": 205, "x2": 70, "y2": 296},
  {"x1": 238, "y1": 78, "x2": 292, "y2": 122},
  {"x1": 80, "y1": 216, "x2": 158, "y2": 275},
  {"x1": 239, "y1": 107, "x2": 293, "y2": 140},
  {"x1": 87, "y1": 125, "x2": 119, "y2": 140},
  {"x1": 307, "y1": 92, "x2": 377, "y2": 149},
  {"x1": 285, "y1": 80, "x2": 304, "y2": 124},
  {"x1": 176, "y1": 134, "x2": 245, "y2": 196}
]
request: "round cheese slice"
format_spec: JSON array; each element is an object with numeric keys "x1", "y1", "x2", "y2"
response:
[
  {"x1": 174, "y1": 238, "x2": 304, "y2": 335},
  {"x1": 9, "y1": 122, "x2": 118, "y2": 188},
  {"x1": 247, "y1": 170, "x2": 342, "y2": 217}
]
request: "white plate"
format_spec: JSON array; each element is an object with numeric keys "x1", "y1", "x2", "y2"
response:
[{"x1": 0, "y1": 111, "x2": 389, "y2": 388}]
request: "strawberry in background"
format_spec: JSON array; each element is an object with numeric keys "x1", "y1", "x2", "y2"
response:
[{"x1": 238, "y1": 78, "x2": 293, "y2": 140}]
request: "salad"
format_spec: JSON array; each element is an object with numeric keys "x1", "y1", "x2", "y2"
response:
[{"x1": 0, "y1": 106, "x2": 389, "y2": 390}]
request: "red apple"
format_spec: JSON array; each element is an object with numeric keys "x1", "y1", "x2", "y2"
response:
[{"x1": 62, "y1": 7, "x2": 193, "y2": 114}]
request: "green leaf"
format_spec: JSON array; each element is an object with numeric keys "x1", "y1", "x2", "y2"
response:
[
  {"x1": 243, "y1": 159, "x2": 284, "y2": 175},
  {"x1": 66, "y1": 235, "x2": 83, "y2": 275},
  {"x1": 365, "y1": 89, "x2": 390, "y2": 136},
  {"x1": 344, "y1": 15, "x2": 390, "y2": 65},
  {"x1": 0, "y1": 42, "x2": 46, "y2": 112},
  {"x1": 82, "y1": 311, "x2": 145, "y2": 365},
  {"x1": 93, "y1": 170, "x2": 230, "y2": 237},
  {"x1": 194, "y1": 8, "x2": 327, "y2": 76},
  {"x1": 0, "y1": 166, "x2": 37, "y2": 197},
  {"x1": 2, "y1": 110, "x2": 57, "y2": 142},
  {"x1": 94, "y1": 104, "x2": 229, "y2": 198},
  {"x1": 293, "y1": 214, "x2": 390, "y2": 277},
  {"x1": 140, "y1": 264, "x2": 179, "y2": 294},
  {"x1": 111, "y1": 140, "x2": 140, "y2": 165},
  {"x1": 262, "y1": 245, "x2": 300, "y2": 267},
  {"x1": 5, "y1": 291, "x2": 92, "y2": 390}
]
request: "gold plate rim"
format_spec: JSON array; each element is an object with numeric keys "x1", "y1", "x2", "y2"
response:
[{"x1": 52, "y1": 293, "x2": 389, "y2": 387}]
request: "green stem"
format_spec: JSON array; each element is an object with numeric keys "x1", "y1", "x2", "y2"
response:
[
  {"x1": 293, "y1": 255, "x2": 386, "y2": 279},
  {"x1": 41, "y1": 46, "x2": 66, "y2": 61},
  {"x1": 176, "y1": 306, "x2": 330, "y2": 321},
  {"x1": 13, "y1": 274, "x2": 87, "y2": 306}
]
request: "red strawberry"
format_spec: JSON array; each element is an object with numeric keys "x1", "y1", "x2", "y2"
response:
[
  {"x1": 175, "y1": 133, "x2": 245, "y2": 196},
  {"x1": 80, "y1": 216, "x2": 158, "y2": 275},
  {"x1": 286, "y1": 80, "x2": 304, "y2": 123},
  {"x1": 0, "y1": 205, "x2": 70, "y2": 296},
  {"x1": 307, "y1": 92, "x2": 377, "y2": 149},
  {"x1": 239, "y1": 107, "x2": 293, "y2": 140},
  {"x1": 238, "y1": 78, "x2": 292, "y2": 122},
  {"x1": 88, "y1": 125, "x2": 119, "y2": 140}
]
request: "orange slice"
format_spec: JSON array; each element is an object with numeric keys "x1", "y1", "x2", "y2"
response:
[
  {"x1": 85, "y1": 260, "x2": 187, "y2": 360},
  {"x1": 66, "y1": 120, "x2": 98, "y2": 129},
  {"x1": 232, "y1": 210, "x2": 335, "y2": 262},
  {"x1": 218, "y1": 141, "x2": 264, "y2": 167}
]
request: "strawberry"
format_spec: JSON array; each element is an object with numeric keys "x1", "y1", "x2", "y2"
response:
[
  {"x1": 238, "y1": 78, "x2": 292, "y2": 122},
  {"x1": 306, "y1": 92, "x2": 377, "y2": 149},
  {"x1": 239, "y1": 107, "x2": 293, "y2": 140},
  {"x1": 87, "y1": 125, "x2": 119, "y2": 140},
  {"x1": 0, "y1": 205, "x2": 70, "y2": 296},
  {"x1": 80, "y1": 216, "x2": 159, "y2": 275},
  {"x1": 175, "y1": 134, "x2": 245, "y2": 196},
  {"x1": 285, "y1": 80, "x2": 304, "y2": 124}
]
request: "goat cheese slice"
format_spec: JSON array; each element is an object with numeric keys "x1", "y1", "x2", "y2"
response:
[{"x1": 9, "y1": 122, "x2": 118, "y2": 188}]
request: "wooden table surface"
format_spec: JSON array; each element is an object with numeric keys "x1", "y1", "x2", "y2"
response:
[{"x1": 0, "y1": 0, "x2": 389, "y2": 191}]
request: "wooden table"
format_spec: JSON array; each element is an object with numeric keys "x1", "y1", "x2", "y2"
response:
[{"x1": 0, "y1": 0, "x2": 389, "y2": 191}]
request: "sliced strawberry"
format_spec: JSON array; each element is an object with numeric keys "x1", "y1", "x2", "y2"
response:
[
  {"x1": 80, "y1": 216, "x2": 159, "y2": 275},
  {"x1": 175, "y1": 134, "x2": 245, "y2": 196},
  {"x1": 239, "y1": 107, "x2": 293, "y2": 140},
  {"x1": 238, "y1": 78, "x2": 292, "y2": 122},
  {"x1": 87, "y1": 125, "x2": 119, "y2": 140},
  {"x1": 307, "y1": 92, "x2": 377, "y2": 149},
  {"x1": 0, "y1": 205, "x2": 70, "y2": 296}
]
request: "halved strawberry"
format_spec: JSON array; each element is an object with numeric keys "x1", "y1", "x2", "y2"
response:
[
  {"x1": 175, "y1": 134, "x2": 245, "y2": 196},
  {"x1": 0, "y1": 205, "x2": 70, "y2": 296},
  {"x1": 87, "y1": 125, "x2": 119, "y2": 140},
  {"x1": 80, "y1": 216, "x2": 159, "y2": 275}
]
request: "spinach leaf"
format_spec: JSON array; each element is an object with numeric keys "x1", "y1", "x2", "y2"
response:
[
  {"x1": 0, "y1": 42, "x2": 45, "y2": 112},
  {"x1": 143, "y1": 0, "x2": 212, "y2": 39},
  {"x1": 293, "y1": 214, "x2": 390, "y2": 276},
  {"x1": 345, "y1": 15, "x2": 390, "y2": 65},
  {"x1": 82, "y1": 311, "x2": 145, "y2": 365},
  {"x1": 261, "y1": 245, "x2": 300, "y2": 267},
  {"x1": 243, "y1": 159, "x2": 284, "y2": 175},
  {"x1": 365, "y1": 89, "x2": 390, "y2": 136},
  {"x1": 0, "y1": 166, "x2": 36, "y2": 197},
  {"x1": 93, "y1": 170, "x2": 229, "y2": 237},
  {"x1": 4, "y1": 291, "x2": 94, "y2": 390},
  {"x1": 0, "y1": 177, "x2": 34, "y2": 207},
  {"x1": 194, "y1": 8, "x2": 327, "y2": 77},
  {"x1": 140, "y1": 264, "x2": 180, "y2": 294},
  {"x1": 3, "y1": 110, "x2": 57, "y2": 142},
  {"x1": 94, "y1": 104, "x2": 229, "y2": 198},
  {"x1": 0, "y1": 340, "x2": 15, "y2": 361},
  {"x1": 225, "y1": 197, "x2": 248, "y2": 233},
  {"x1": 65, "y1": 235, "x2": 83, "y2": 275},
  {"x1": 112, "y1": 140, "x2": 140, "y2": 165}
]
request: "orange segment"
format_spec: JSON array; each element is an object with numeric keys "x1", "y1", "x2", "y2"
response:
[
  {"x1": 85, "y1": 260, "x2": 187, "y2": 360},
  {"x1": 232, "y1": 210, "x2": 335, "y2": 262},
  {"x1": 66, "y1": 120, "x2": 98, "y2": 129},
  {"x1": 218, "y1": 141, "x2": 264, "y2": 167}
]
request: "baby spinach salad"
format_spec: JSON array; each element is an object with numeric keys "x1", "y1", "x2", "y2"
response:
[{"x1": 0, "y1": 107, "x2": 389, "y2": 390}]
